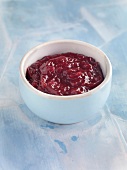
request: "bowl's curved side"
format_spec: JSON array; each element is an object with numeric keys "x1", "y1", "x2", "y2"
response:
[{"x1": 19, "y1": 74, "x2": 111, "y2": 124}]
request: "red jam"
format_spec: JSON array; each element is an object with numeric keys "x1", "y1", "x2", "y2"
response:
[{"x1": 26, "y1": 52, "x2": 104, "y2": 96}]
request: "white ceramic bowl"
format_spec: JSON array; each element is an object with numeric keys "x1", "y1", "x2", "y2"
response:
[{"x1": 19, "y1": 40, "x2": 112, "y2": 124}]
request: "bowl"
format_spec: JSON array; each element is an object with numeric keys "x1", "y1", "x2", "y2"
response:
[{"x1": 19, "y1": 40, "x2": 112, "y2": 124}]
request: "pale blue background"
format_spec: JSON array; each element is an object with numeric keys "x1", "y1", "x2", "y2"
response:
[{"x1": 0, "y1": 0, "x2": 127, "y2": 170}]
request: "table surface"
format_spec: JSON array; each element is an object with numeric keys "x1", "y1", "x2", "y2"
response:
[{"x1": 1, "y1": 0, "x2": 127, "y2": 170}]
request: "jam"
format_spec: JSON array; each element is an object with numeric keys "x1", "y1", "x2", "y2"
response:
[{"x1": 26, "y1": 52, "x2": 104, "y2": 96}]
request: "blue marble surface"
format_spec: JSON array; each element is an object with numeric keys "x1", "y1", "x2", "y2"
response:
[{"x1": 1, "y1": 0, "x2": 127, "y2": 169}]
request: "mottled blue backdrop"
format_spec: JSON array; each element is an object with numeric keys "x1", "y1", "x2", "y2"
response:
[{"x1": 0, "y1": 0, "x2": 127, "y2": 170}]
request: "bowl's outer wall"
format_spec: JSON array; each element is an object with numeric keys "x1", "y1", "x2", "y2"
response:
[{"x1": 19, "y1": 76, "x2": 111, "y2": 124}]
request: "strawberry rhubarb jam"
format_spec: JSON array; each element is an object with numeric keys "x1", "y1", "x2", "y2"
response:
[{"x1": 26, "y1": 52, "x2": 104, "y2": 96}]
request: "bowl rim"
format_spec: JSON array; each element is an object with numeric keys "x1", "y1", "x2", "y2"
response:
[{"x1": 19, "y1": 40, "x2": 112, "y2": 100}]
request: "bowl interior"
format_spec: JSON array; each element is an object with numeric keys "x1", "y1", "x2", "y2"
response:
[
  {"x1": 22, "y1": 41, "x2": 108, "y2": 78},
  {"x1": 20, "y1": 40, "x2": 112, "y2": 99}
]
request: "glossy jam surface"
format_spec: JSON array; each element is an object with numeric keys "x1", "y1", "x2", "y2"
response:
[{"x1": 26, "y1": 52, "x2": 104, "y2": 96}]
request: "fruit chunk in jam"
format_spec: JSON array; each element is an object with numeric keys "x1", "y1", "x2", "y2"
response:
[{"x1": 26, "y1": 52, "x2": 104, "y2": 96}]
